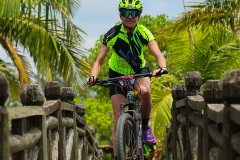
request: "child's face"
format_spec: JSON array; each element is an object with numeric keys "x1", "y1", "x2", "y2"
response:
[{"x1": 120, "y1": 14, "x2": 140, "y2": 29}]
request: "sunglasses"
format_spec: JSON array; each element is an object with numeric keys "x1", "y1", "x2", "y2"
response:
[{"x1": 121, "y1": 9, "x2": 140, "y2": 18}]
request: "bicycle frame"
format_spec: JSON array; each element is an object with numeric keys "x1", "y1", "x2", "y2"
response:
[{"x1": 119, "y1": 82, "x2": 143, "y2": 158}]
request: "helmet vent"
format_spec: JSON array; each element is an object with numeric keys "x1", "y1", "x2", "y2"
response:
[
  {"x1": 129, "y1": 0, "x2": 132, "y2": 4},
  {"x1": 135, "y1": 0, "x2": 140, "y2": 5}
]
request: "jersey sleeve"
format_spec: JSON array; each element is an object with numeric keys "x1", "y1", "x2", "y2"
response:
[
  {"x1": 102, "y1": 24, "x2": 121, "y2": 47},
  {"x1": 140, "y1": 24, "x2": 155, "y2": 44}
]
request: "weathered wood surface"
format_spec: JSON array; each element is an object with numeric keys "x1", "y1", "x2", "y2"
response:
[
  {"x1": 7, "y1": 106, "x2": 44, "y2": 119},
  {"x1": 230, "y1": 104, "x2": 240, "y2": 125},
  {"x1": 187, "y1": 95, "x2": 205, "y2": 110},
  {"x1": 166, "y1": 70, "x2": 240, "y2": 160},
  {"x1": 10, "y1": 128, "x2": 42, "y2": 154},
  {"x1": 0, "y1": 77, "x2": 103, "y2": 160},
  {"x1": 207, "y1": 103, "x2": 224, "y2": 123}
]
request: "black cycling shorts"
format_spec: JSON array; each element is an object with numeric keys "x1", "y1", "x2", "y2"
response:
[{"x1": 108, "y1": 65, "x2": 150, "y2": 97}]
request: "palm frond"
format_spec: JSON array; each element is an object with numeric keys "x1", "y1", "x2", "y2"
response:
[
  {"x1": 151, "y1": 93, "x2": 172, "y2": 139},
  {"x1": 0, "y1": 0, "x2": 89, "y2": 90},
  {"x1": 149, "y1": 74, "x2": 182, "y2": 140},
  {"x1": 174, "y1": 0, "x2": 240, "y2": 33},
  {"x1": 0, "y1": 0, "x2": 21, "y2": 18},
  {"x1": 0, "y1": 33, "x2": 34, "y2": 86}
]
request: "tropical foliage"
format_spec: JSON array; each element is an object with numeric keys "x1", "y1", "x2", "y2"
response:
[
  {"x1": 0, "y1": 0, "x2": 89, "y2": 101},
  {"x1": 168, "y1": 0, "x2": 240, "y2": 82}
]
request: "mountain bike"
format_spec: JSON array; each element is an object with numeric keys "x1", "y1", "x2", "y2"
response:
[{"x1": 90, "y1": 71, "x2": 167, "y2": 160}]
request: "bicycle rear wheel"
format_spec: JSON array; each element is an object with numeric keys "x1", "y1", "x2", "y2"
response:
[{"x1": 116, "y1": 113, "x2": 138, "y2": 160}]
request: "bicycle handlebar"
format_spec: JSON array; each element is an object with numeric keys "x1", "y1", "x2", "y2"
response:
[{"x1": 90, "y1": 70, "x2": 168, "y2": 87}]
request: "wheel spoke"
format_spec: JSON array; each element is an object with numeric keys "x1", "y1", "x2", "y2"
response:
[
  {"x1": 117, "y1": 114, "x2": 140, "y2": 160},
  {"x1": 123, "y1": 120, "x2": 137, "y2": 159}
]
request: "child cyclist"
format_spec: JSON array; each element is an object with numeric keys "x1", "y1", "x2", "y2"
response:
[{"x1": 87, "y1": 0, "x2": 168, "y2": 159}]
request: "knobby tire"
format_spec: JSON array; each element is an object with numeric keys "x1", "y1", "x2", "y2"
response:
[{"x1": 116, "y1": 113, "x2": 139, "y2": 160}]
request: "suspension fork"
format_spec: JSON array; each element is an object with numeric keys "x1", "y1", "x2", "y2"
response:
[{"x1": 137, "y1": 107, "x2": 143, "y2": 153}]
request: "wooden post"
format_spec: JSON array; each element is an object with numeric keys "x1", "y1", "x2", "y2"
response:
[
  {"x1": 0, "y1": 74, "x2": 10, "y2": 160},
  {"x1": 203, "y1": 80, "x2": 223, "y2": 160},
  {"x1": 76, "y1": 102, "x2": 88, "y2": 160},
  {"x1": 60, "y1": 87, "x2": 75, "y2": 104},
  {"x1": 222, "y1": 69, "x2": 240, "y2": 159},
  {"x1": 185, "y1": 71, "x2": 202, "y2": 160},
  {"x1": 171, "y1": 84, "x2": 186, "y2": 160},
  {"x1": 59, "y1": 87, "x2": 75, "y2": 160},
  {"x1": 20, "y1": 84, "x2": 45, "y2": 106},
  {"x1": 185, "y1": 71, "x2": 202, "y2": 96},
  {"x1": 44, "y1": 81, "x2": 61, "y2": 159},
  {"x1": 17, "y1": 84, "x2": 46, "y2": 160},
  {"x1": 44, "y1": 81, "x2": 61, "y2": 100},
  {"x1": 88, "y1": 124, "x2": 96, "y2": 159}
]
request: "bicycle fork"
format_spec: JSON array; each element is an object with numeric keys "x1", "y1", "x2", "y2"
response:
[{"x1": 135, "y1": 105, "x2": 144, "y2": 159}]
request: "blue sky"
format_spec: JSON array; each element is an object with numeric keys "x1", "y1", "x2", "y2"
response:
[{"x1": 75, "y1": 0, "x2": 202, "y2": 49}]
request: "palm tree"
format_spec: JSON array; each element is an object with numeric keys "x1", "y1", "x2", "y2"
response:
[
  {"x1": 166, "y1": 0, "x2": 240, "y2": 82},
  {"x1": 176, "y1": 0, "x2": 240, "y2": 34},
  {"x1": 0, "y1": 0, "x2": 90, "y2": 100}
]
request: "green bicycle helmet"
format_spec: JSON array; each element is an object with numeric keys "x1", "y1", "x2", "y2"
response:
[{"x1": 118, "y1": 0, "x2": 143, "y2": 13}]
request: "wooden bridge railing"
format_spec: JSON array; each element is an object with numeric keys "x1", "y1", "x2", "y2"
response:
[
  {"x1": 165, "y1": 69, "x2": 240, "y2": 160},
  {"x1": 0, "y1": 74, "x2": 103, "y2": 160}
]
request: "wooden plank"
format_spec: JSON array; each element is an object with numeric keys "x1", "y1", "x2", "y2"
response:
[
  {"x1": 76, "y1": 114, "x2": 86, "y2": 125},
  {"x1": 175, "y1": 98, "x2": 186, "y2": 109},
  {"x1": 77, "y1": 127, "x2": 86, "y2": 137},
  {"x1": 46, "y1": 116, "x2": 58, "y2": 129},
  {"x1": 61, "y1": 102, "x2": 74, "y2": 111},
  {"x1": 10, "y1": 128, "x2": 42, "y2": 154},
  {"x1": 230, "y1": 104, "x2": 240, "y2": 125},
  {"x1": 62, "y1": 117, "x2": 74, "y2": 128},
  {"x1": 208, "y1": 124, "x2": 224, "y2": 147},
  {"x1": 58, "y1": 104, "x2": 66, "y2": 160},
  {"x1": 38, "y1": 115, "x2": 48, "y2": 160},
  {"x1": 11, "y1": 118, "x2": 27, "y2": 160},
  {"x1": 98, "y1": 145, "x2": 113, "y2": 154},
  {"x1": 187, "y1": 95, "x2": 205, "y2": 110},
  {"x1": 43, "y1": 100, "x2": 60, "y2": 115},
  {"x1": 7, "y1": 106, "x2": 44, "y2": 120},
  {"x1": 207, "y1": 104, "x2": 224, "y2": 123}
]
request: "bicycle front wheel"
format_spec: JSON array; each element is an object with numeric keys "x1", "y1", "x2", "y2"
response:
[{"x1": 116, "y1": 113, "x2": 138, "y2": 160}]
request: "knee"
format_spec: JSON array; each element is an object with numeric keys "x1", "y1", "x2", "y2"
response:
[
  {"x1": 140, "y1": 87, "x2": 151, "y2": 97},
  {"x1": 140, "y1": 85, "x2": 150, "y2": 93}
]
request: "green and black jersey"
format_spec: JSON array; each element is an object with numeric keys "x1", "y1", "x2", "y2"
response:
[{"x1": 103, "y1": 23, "x2": 155, "y2": 75}]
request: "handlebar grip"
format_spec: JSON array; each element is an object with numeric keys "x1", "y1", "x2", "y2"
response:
[
  {"x1": 162, "y1": 70, "x2": 168, "y2": 74},
  {"x1": 155, "y1": 69, "x2": 168, "y2": 77},
  {"x1": 89, "y1": 79, "x2": 110, "y2": 87}
]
